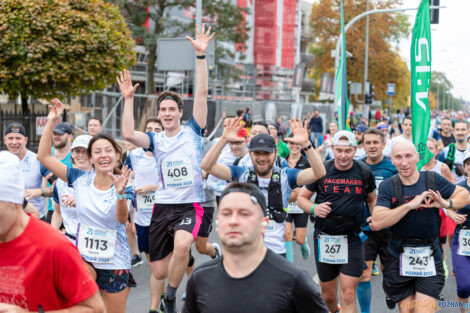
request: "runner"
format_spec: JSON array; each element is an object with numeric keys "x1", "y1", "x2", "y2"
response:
[
  {"x1": 125, "y1": 124, "x2": 165, "y2": 313},
  {"x1": 45, "y1": 122, "x2": 73, "y2": 223},
  {"x1": 182, "y1": 182, "x2": 329, "y2": 313},
  {"x1": 448, "y1": 151, "x2": 470, "y2": 313},
  {"x1": 297, "y1": 130, "x2": 376, "y2": 313},
  {"x1": 121, "y1": 24, "x2": 214, "y2": 313},
  {"x1": 201, "y1": 117, "x2": 325, "y2": 258},
  {"x1": 268, "y1": 123, "x2": 289, "y2": 158},
  {"x1": 38, "y1": 99, "x2": 133, "y2": 313},
  {"x1": 235, "y1": 121, "x2": 270, "y2": 167},
  {"x1": 284, "y1": 133, "x2": 311, "y2": 262},
  {"x1": 0, "y1": 151, "x2": 104, "y2": 313},
  {"x1": 353, "y1": 124, "x2": 368, "y2": 160},
  {"x1": 317, "y1": 121, "x2": 338, "y2": 160},
  {"x1": 370, "y1": 140, "x2": 469, "y2": 312},
  {"x1": 88, "y1": 117, "x2": 103, "y2": 136},
  {"x1": 439, "y1": 121, "x2": 470, "y2": 184},
  {"x1": 3, "y1": 122, "x2": 51, "y2": 219},
  {"x1": 51, "y1": 134, "x2": 92, "y2": 243},
  {"x1": 358, "y1": 128, "x2": 397, "y2": 313},
  {"x1": 438, "y1": 117, "x2": 455, "y2": 148}
]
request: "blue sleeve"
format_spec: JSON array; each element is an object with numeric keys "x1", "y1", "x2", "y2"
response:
[
  {"x1": 66, "y1": 167, "x2": 86, "y2": 184},
  {"x1": 376, "y1": 178, "x2": 393, "y2": 209},
  {"x1": 280, "y1": 158, "x2": 289, "y2": 169},
  {"x1": 40, "y1": 163, "x2": 51, "y2": 177},
  {"x1": 228, "y1": 165, "x2": 246, "y2": 181},
  {"x1": 286, "y1": 168, "x2": 301, "y2": 189},
  {"x1": 187, "y1": 116, "x2": 206, "y2": 136},
  {"x1": 438, "y1": 150, "x2": 446, "y2": 162},
  {"x1": 433, "y1": 129, "x2": 440, "y2": 140},
  {"x1": 146, "y1": 132, "x2": 155, "y2": 152},
  {"x1": 124, "y1": 153, "x2": 133, "y2": 170},
  {"x1": 53, "y1": 185, "x2": 59, "y2": 204},
  {"x1": 436, "y1": 173, "x2": 456, "y2": 199}
]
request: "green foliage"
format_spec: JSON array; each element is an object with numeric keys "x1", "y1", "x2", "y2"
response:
[{"x1": 0, "y1": 0, "x2": 136, "y2": 101}]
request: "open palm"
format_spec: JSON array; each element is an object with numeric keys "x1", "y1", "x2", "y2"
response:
[
  {"x1": 185, "y1": 23, "x2": 215, "y2": 55},
  {"x1": 287, "y1": 118, "x2": 309, "y2": 146},
  {"x1": 49, "y1": 99, "x2": 64, "y2": 122},
  {"x1": 110, "y1": 166, "x2": 131, "y2": 195},
  {"x1": 222, "y1": 117, "x2": 244, "y2": 142}
]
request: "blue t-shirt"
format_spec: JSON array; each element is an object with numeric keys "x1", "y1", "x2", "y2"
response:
[
  {"x1": 361, "y1": 156, "x2": 397, "y2": 230},
  {"x1": 376, "y1": 171, "x2": 455, "y2": 239}
]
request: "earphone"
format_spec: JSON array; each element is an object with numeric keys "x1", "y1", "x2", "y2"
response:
[
  {"x1": 262, "y1": 221, "x2": 268, "y2": 227},
  {"x1": 215, "y1": 220, "x2": 218, "y2": 225}
]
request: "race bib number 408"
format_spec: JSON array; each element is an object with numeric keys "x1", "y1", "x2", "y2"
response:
[
  {"x1": 162, "y1": 158, "x2": 195, "y2": 188},
  {"x1": 318, "y1": 235, "x2": 348, "y2": 264},
  {"x1": 400, "y1": 246, "x2": 436, "y2": 277},
  {"x1": 77, "y1": 224, "x2": 117, "y2": 264}
]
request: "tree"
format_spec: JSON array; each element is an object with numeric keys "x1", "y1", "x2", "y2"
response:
[
  {"x1": 308, "y1": 0, "x2": 411, "y2": 109},
  {"x1": 109, "y1": 0, "x2": 248, "y2": 122},
  {"x1": 0, "y1": 0, "x2": 136, "y2": 114}
]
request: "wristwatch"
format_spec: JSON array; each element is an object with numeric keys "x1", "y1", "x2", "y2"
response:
[
  {"x1": 303, "y1": 144, "x2": 313, "y2": 152},
  {"x1": 448, "y1": 199, "x2": 453, "y2": 209}
]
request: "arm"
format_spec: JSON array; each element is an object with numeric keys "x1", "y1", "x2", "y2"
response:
[
  {"x1": 297, "y1": 186, "x2": 315, "y2": 213},
  {"x1": 185, "y1": 24, "x2": 214, "y2": 129},
  {"x1": 37, "y1": 99, "x2": 68, "y2": 182},
  {"x1": 439, "y1": 185, "x2": 469, "y2": 211},
  {"x1": 134, "y1": 184, "x2": 159, "y2": 195},
  {"x1": 109, "y1": 166, "x2": 132, "y2": 224},
  {"x1": 118, "y1": 70, "x2": 149, "y2": 148},
  {"x1": 24, "y1": 201, "x2": 40, "y2": 218},
  {"x1": 366, "y1": 192, "x2": 377, "y2": 214},
  {"x1": 441, "y1": 163, "x2": 455, "y2": 183},
  {"x1": 51, "y1": 202, "x2": 63, "y2": 230},
  {"x1": 286, "y1": 118, "x2": 326, "y2": 186},
  {"x1": 201, "y1": 117, "x2": 243, "y2": 181}
]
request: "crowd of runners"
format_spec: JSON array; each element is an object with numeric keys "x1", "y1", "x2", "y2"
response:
[{"x1": 2, "y1": 24, "x2": 470, "y2": 313}]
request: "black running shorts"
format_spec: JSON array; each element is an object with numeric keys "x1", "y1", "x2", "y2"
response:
[
  {"x1": 149, "y1": 203, "x2": 204, "y2": 262},
  {"x1": 197, "y1": 206, "x2": 214, "y2": 238},
  {"x1": 286, "y1": 213, "x2": 309, "y2": 228},
  {"x1": 363, "y1": 229, "x2": 392, "y2": 263}
]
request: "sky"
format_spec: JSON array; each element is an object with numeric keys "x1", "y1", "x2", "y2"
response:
[{"x1": 398, "y1": 0, "x2": 470, "y2": 101}]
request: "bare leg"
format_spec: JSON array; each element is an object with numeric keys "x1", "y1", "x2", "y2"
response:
[
  {"x1": 398, "y1": 294, "x2": 415, "y2": 313},
  {"x1": 339, "y1": 273, "x2": 360, "y2": 313},
  {"x1": 145, "y1": 254, "x2": 165, "y2": 310},
  {"x1": 101, "y1": 287, "x2": 130, "y2": 313},
  {"x1": 167, "y1": 230, "x2": 194, "y2": 288},
  {"x1": 319, "y1": 277, "x2": 339, "y2": 313},
  {"x1": 457, "y1": 296, "x2": 469, "y2": 313},
  {"x1": 126, "y1": 222, "x2": 140, "y2": 256},
  {"x1": 195, "y1": 236, "x2": 215, "y2": 258},
  {"x1": 295, "y1": 227, "x2": 307, "y2": 245}
]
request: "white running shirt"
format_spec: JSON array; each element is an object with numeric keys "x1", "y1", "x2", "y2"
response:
[
  {"x1": 21, "y1": 150, "x2": 46, "y2": 217},
  {"x1": 53, "y1": 178, "x2": 78, "y2": 243}
]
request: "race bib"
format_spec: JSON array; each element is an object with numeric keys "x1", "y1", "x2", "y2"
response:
[
  {"x1": 285, "y1": 202, "x2": 304, "y2": 214},
  {"x1": 77, "y1": 224, "x2": 117, "y2": 264},
  {"x1": 318, "y1": 235, "x2": 348, "y2": 264},
  {"x1": 458, "y1": 230, "x2": 470, "y2": 256},
  {"x1": 400, "y1": 246, "x2": 436, "y2": 277},
  {"x1": 267, "y1": 219, "x2": 277, "y2": 232},
  {"x1": 136, "y1": 192, "x2": 155, "y2": 213},
  {"x1": 162, "y1": 158, "x2": 194, "y2": 188}
]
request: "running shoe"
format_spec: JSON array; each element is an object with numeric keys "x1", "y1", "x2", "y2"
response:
[
  {"x1": 300, "y1": 243, "x2": 310, "y2": 260},
  {"x1": 161, "y1": 296, "x2": 177, "y2": 313},
  {"x1": 131, "y1": 254, "x2": 144, "y2": 267},
  {"x1": 212, "y1": 243, "x2": 222, "y2": 258},
  {"x1": 372, "y1": 261, "x2": 379, "y2": 276},
  {"x1": 149, "y1": 309, "x2": 157, "y2": 313},
  {"x1": 443, "y1": 260, "x2": 449, "y2": 279}
]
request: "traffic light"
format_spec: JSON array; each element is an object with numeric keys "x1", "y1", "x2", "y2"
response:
[
  {"x1": 364, "y1": 81, "x2": 374, "y2": 104},
  {"x1": 365, "y1": 94, "x2": 372, "y2": 105},
  {"x1": 430, "y1": 0, "x2": 439, "y2": 24},
  {"x1": 369, "y1": 84, "x2": 374, "y2": 99}
]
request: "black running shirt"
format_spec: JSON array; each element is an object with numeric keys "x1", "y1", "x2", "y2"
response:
[{"x1": 182, "y1": 249, "x2": 328, "y2": 313}]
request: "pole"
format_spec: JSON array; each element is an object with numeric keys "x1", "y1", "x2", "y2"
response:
[
  {"x1": 333, "y1": 5, "x2": 446, "y2": 106},
  {"x1": 389, "y1": 96, "x2": 392, "y2": 117},
  {"x1": 363, "y1": 0, "x2": 370, "y2": 117}
]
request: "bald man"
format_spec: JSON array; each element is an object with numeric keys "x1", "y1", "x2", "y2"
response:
[{"x1": 370, "y1": 140, "x2": 469, "y2": 312}]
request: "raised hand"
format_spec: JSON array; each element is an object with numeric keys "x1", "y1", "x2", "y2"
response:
[
  {"x1": 109, "y1": 165, "x2": 131, "y2": 195},
  {"x1": 221, "y1": 117, "x2": 245, "y2": 142},
  {"x1": 185, "y1": 23, "x2": 215, "y2": 55},
  {"x1": 117, "y1": 70, "x2": 139, "y2": 100},
  {"x1": 49, "y1": 98, "x2": 65, "y2": 122},
  {"x1": 286, "y1": 118, "x2": 309, "y2": 147}
]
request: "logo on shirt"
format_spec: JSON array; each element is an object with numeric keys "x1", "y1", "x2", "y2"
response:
[{"x1": 0, "y1": 266, "x2": 28, "y2": 309}]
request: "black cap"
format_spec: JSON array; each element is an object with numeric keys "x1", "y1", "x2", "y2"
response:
[
  {"x1": 53, "y1": 123, "x2": 72, "y2": 135},
  {"x1": 4, "y1": 122, "x2": 26, "y2": 137},
  {"x1": 249, "y1": 133, "x2": 276, "y2": 153}
]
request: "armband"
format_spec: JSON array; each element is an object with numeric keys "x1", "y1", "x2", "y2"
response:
[
  {"x1": 116, "y1": 193, "x2": 126, "y2": 200},
  {"x1": 310, "y1": 203, "x2": 317, "y2": 215}
]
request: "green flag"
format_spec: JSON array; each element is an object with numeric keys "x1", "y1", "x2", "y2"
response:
[
  {"x1": 411, "y1": 0, "x2": 433, "y2": 170},
  {"x1": 335, "y1": 0, "x2": 350, "y2": 131}
]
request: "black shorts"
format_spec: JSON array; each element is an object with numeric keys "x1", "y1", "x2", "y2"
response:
[
  {"x1": 313, "y1": 234, "x2": 365, "y2": 282},
  {"x1": 198, "y1": 206, "x2": 214, "y2": 238},
  {"x1": 383, "y1": 254, "x2": 445, "y2": 303},
  {"x1": 149, "y1": 203, "x2": 204, "y2": 262},
  {"x1": 135, "y1": 223, "x2": 150, "y2": 254},
  {"x1": 363, "y1": 229, "x2": 392, "y2": 263},
  {"x1": 286, "y1": 213, "x2": 309, "y2": 228}
]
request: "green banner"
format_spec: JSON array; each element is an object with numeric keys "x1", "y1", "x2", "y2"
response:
[
  {"x1": 411, "y1": 0, "x2": 433, "y2": 170},
  {"x1": 335, "y1": 0, "x2": 350, "y2": 131}
]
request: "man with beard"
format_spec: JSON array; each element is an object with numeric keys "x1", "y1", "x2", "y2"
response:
[
  {"x1": 439, "y1": 121, "x2": 470, "y2": 184},
  {"x1": 201, "y1": 117, "x2": 325, "y2": 257},
  {"x1": 44, "y1": 123, "x2": 73, "y2": 223},
  {"x1": 3, "y1": 122, "x2": 51, "y2": 220},
  {"x1": 182, "y1": 183, "x2": 328, "y2": 313}
]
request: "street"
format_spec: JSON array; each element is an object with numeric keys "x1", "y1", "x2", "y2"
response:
[{"x1": 126, "y1": 223, "x2": 461, "y2": 313}]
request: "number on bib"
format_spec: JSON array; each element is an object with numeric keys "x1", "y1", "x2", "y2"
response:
[
  {"x1": 77, "y1": 224, "x2": 117, "y2": 264},
  {"x1": 162, "y1": 158, "x2": 195, "y2": 188},
  {"x1": 136, "y1": 193, "x2": 155, "y2": 213},
  {"x1": 458, "y1": 230, "x2": 470, "y2": 256},
  {"x1": 318, "y1": 235, "x2": 348, "y2": 264},
  {"x1": 285, "y1": 202, "x2": 304, "y2": 214},
  {"x1": 400, "y1": 246, "x2": 436, "y2": 277}
]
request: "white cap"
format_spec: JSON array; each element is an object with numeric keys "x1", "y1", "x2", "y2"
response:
[
  {"x1": 332, "y1": 130, "x2": 357, "y2": 146},
  {"x1": 71, "y1": 135, "x2": 92, "y2": 150},
  {"x1": 0, "y1": 151, "x2": 25, "y2": 204},
  {"x1": 463, "y1": 151, "x2": 470, "y2": 165}
]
